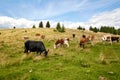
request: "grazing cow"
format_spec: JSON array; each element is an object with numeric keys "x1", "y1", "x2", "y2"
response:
[
  {"x1": 54, "y1": 38, "x2": 69, "y2": 49},
  {"x1": 41, "y1": 35, "x2": 45, "y2": 39},
  {"x1": 102, "y1": 35, "x2": 119, "y2": 45},
  {"x1": 79, "y1": 34, "x2": 94, "y2": 48},
  {"x1": 24, "y1": 40, "x2": 49, "y2": 56},
  {"x1": 35, "y1": 33, "x2": 40, "y2": 36},
  {"x1": 23, "y1": 36, "x2": 29, "y2": 40},
  {"x1": 72, "y1": 34, "x2": 76, "y2": 38}
]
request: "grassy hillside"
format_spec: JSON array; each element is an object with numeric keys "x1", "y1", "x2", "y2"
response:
[{"x1": 0, "y1": 28, "x2": 120, "y2": 80}]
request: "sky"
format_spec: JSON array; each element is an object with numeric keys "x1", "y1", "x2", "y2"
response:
[{"x1": 0, "y1": 0, "x2": 120, "y2": 29}]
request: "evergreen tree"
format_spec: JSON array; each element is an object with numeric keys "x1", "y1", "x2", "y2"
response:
[
  {"x1": 89, "y1": 26, "x2": 93, "y2": 31},
  {"x1": 77, "y1": 26, "x2": 82, "y2": 30},
  {"x1": 32, "y1": 25, "x2": 36, "y2": 28},
  {"x1": 117, "y1": 28, "x2": 120, "y2": 35},
  {"x1": 93, "y1": 27, "x2": 99, "y2": 33},
  {"x1": 61, "y1": 24, "x2": 65, "y2": 32},
  {"x1": 83, "y1": 28, "x2": 85, "y2": 30},
  {"x1": 13, "y1": 26, "x2": 16, "y2": 29},
  {"x1": 39, "y1": 21, "x2": 43, "y2": 28},
  {"x1": 46, "y1": 21, "x2": 50, "y2": 28},
  {"x1": 56, "y1": 22, "x2": 61, "y2": 31},
  {"x1": 100, "y1": 26, "x2": 116, "y2": 34}
]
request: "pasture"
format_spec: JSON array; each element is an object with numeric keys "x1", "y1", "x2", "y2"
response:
[{"x1": 0, "y1": 28, "x2": 120, "y2": 80}]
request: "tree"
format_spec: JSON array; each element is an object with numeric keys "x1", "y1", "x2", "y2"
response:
[
  {"x1": 56, "y1": 23, "x2": 65, "y2": 32},
  {"x1": 32, "y1": 25, "x2": 36, "y2": 28},
  {"x1": 56, "y1": 22, "x2": 61, "y2": 31},
  {"x1": 100, "y1": 26, "x2": 116, "y2": 34},
  {"x1": 117, "y1": 28, "x2": 120, "y2": 35},
  {"x1": 93, "y1": 27, "x2": 99, "y2": 33},
  {"x1": 89, "y1": 26, "x2": 99, "y2": 32},
  {"x1": 77, "y1": 26, "x2": 82, "y2": 30},
  {"x1": 89, "y1": 26, "x2": 93, "y2": 31},
  {"x1": 61, "y1": 24, "x2": 65, "y2": 32},
  {"x1": 13, "y1": 26, "x2": 16, "y2": 29},
  {"x1": 77, "y1": 26, "x2": 85, "y2": 30},
  {"x1": 39, "y1": 21, "x2": 43, "y2": 28},
  {"x1": 46, "y1": 21, "x2": 50, "y2": 28}
]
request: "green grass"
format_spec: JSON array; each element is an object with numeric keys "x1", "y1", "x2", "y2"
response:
[{"x1": 0, "y1": 28, "x2": 120, "y2": 80}]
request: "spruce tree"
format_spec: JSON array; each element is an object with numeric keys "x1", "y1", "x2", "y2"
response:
[
  {"x1": 32, "y1": 25, "x2": 36, "y2": 28},
  {"x1": 61, "y1": 24, "x2": 65, "y2": 32},
  {"x1": 56, "y1": 22, "x2": 61, "y2": 32},
  {"x1": 39, "y1": 21, "x2": 43, "y2": 28},
  {"x1": 46, "y1": 21, "x2": 50, "y2": 28}
]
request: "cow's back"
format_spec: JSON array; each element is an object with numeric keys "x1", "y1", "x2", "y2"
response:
[{"x1": 24, "y1": 40, "x2": 46, "y2": 52}]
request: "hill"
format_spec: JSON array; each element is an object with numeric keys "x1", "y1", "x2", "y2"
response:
[{"x1": 0, "y1": 28, "x2": 120, "y2": 80}]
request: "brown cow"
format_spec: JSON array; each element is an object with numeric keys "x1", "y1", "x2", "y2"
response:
[
  {"x1": 41, "y1": 35, "x2": 45, "y2": 39},
  {"x1": 35, "y1": 33, "x2": 40, "y2": 36},
  {"x1": 23, "y1": 36, "x2": 29, "y2": 40},
  {"x1": 79, "y1": 34, "x2": 94, "y2": 48}
]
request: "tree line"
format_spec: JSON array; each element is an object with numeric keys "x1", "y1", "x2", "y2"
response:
[
  {"x1": 89, "y1": 26, "x2": 120, "y2": 35},
  {"x1": 76, "y1": 25, "x2": 120, "y2": 35},
  {"x1": 13, "y1": 21, "x2": 120, "y2": 35},
  {"x1": 32, "y1": 21, "x2": 65, "y2": 32}
]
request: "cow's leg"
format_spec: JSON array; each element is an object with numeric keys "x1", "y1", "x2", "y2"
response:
[
  {"x1": 40, "y1": 52, "x2": 42, "y2": 55},
  {"x1": 110, "y1": 39, "x2": 112, "y2": 45},
  {"x1": 117, "y1": 39, "x2": 119, "y2": 42},
  {"x1": 80, "y1": 43, "x2": 85, "y2": 49},
  {"x1": 83, "y1": 44, "x2": 85, "y2": 49},
  {"x1": 24, "y1": 49, "x2": 29, "y2": 54},
  {"x1": 90, "y1": 41, "x2": 94, "y2": 47},
  {"x1": 65, "y1": 42, "x2": 69, "y2": 47},
  {"x1": 67, "y1": 43, "x2": 69, "y2": 47},
  {"x1": 37, "y1": 51, "x2": 39, "y2": 54},
  {"x1": 54, "y1": 44, "x2": 57, "y2": 49},
  {"x1": 80, "y1": 43, "x2": 82, "y2": 47}
]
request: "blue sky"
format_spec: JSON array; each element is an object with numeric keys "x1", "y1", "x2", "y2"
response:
[{"x1": 0, "y1": 0, "x2": 120, "y2": 29}]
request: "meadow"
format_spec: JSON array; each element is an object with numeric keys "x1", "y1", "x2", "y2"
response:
[{"x1": 0, "y1": 28, "x2": 120, "y2": 80}]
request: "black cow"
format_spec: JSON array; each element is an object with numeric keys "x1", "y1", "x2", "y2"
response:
[
  {"x1": 72, "y1": 34, "x2": 76, "y2": 38},
  {"x1": 24, "y1": 40, "x2": 49, "y2": 56}
]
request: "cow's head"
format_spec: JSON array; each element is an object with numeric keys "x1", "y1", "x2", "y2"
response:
[{"x1": 44, "y1": 49, "x2": 49, "y2": 56}]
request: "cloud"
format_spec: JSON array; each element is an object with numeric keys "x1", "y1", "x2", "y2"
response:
[
  {"x1": 87, "y1": 8, "x2": 120, "y2": 29},
  {"x1": 0, "y1": 8, "x2": 120, "y2": 29},
  {"x1": 0, "y1": 16, "x2": 39, "y2": 28}
]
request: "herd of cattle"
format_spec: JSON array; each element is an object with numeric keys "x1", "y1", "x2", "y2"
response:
[{"x1": 24, "y1": 34, "x2": 120, "y2": 56}]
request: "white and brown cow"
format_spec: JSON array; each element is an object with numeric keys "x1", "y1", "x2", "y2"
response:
[
  {"x1": 102, "y1": 35, "x2": 119, "y2": 45},
  {"x1": 54, "y1": 38, "x2": 69, "y2": 49}
]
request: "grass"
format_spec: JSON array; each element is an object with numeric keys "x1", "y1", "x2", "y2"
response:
[{"x1": 0, "y1": 28, "x2": 120, "y2": 80}]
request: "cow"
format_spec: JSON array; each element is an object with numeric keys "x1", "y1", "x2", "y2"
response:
[
  {"x1": 72, "y1": 34, "x2": 76, "y2": 38},
  {"x1": 54, "y1": 38, "x2": 69, "y2": 49},
  {"x1": 79, "y1": 34, "x2": 94, "y2": 48},
  {"x1": 41, "y1": 35, "x2": 45, "y2": 39},
  {"x1": 24, "y1": 40, "x2": 49, "y2": 56},
  {"x1": 102, "y1": 35, "x2": 119, "y2": 45},
  {"x1": 35, "y1": 33, "x2": 40, "y2": 36},
  {"x1": 23, "y1": 36, "x2": 29, "y2": 40}
]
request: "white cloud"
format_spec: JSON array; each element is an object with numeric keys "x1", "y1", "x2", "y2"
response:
[
  {"x1": 0, "y1": 8, "x2": 120, "y2": 29},
  {"x1": 0, "y1": 16, "x2": 39, "y2": 28},
  {"x1": 87, "y1": 8, "x2": 120, "y2": 29}
]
